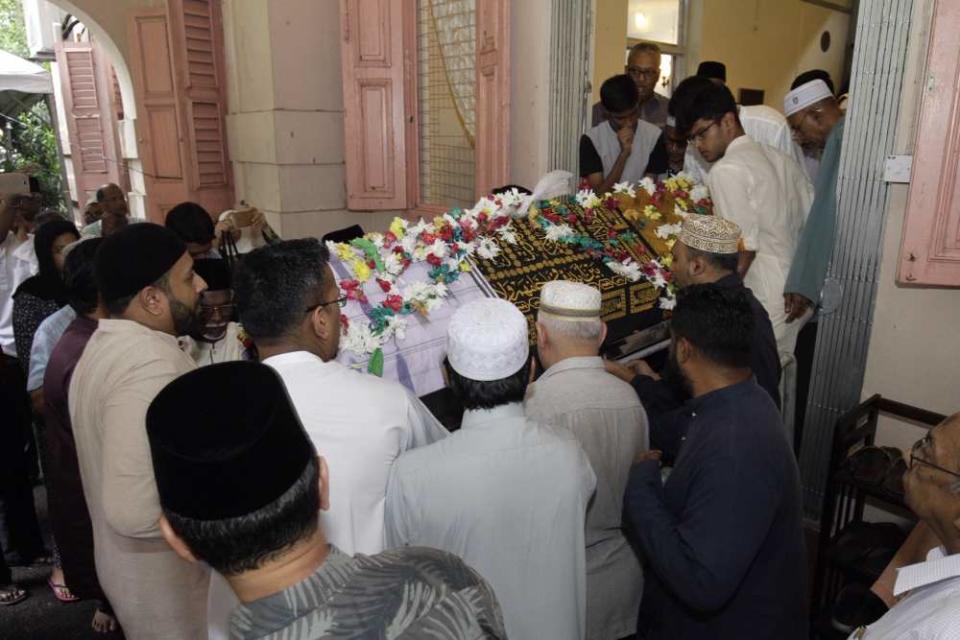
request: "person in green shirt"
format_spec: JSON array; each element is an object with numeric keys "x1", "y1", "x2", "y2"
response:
[{"x1": 782, "y1": 80, "x2": 846, "y2": 322}]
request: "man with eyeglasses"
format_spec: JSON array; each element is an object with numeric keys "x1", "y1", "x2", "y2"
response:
[
  {"x1": 581, "y1": 74, "x2": 669, "y2": 194},
  {"x1": 178, "y1": 258, "x2": 252, "y2": 365},
  {"x1": 848, "y1": 413, "x2": 960, "y2": 639},
  {"x1": 672, "y1": 79, "x2": 813, "y2": 356},
  {"x1": 592, "y1": 42, "x2": 670, "y2": 128}
]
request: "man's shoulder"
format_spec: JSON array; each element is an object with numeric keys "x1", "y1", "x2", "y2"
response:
[
  {"x1": 362, "y1": 546, "x2": 485, "y2": 586},
  {"x1": 530, "y1": 367, "x2": 642, "y2": 410},
  {"x1": 741, "y1": 104, "x2": 787, "y2": 125}
]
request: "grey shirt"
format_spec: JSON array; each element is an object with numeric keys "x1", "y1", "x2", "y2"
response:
[
  {"x1": 386, "y1": 402, "x2": 597, "y2": 640},
  {"x1": 525, "y1": 356, "x2": 649, "y2": 640},
  {"x1": 230, "y1": 545, "x2": 506, "y2": 639}
]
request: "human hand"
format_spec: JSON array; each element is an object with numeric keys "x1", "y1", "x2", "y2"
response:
[
  {"x1": 214, "y1": 217, "x2": 241, "y2": 243},
  {"x1": 249, "y1": 208, "x2": 266, "y2": 234},
  {"x1": 603, "y1": 359, "x2": 636, "y2": 383},
  {"x1": 635, "y1": 449, "x2": 662, "y2": 464},
  {"x1": 617, "y1": 126, "x2": 634, "y2": 154},
  {"x1": 627, "y1": 358, "x2": 659, "y2": 380},
  {"x1": 784, "y1": 293, "x2": 813, "y2": 323}
]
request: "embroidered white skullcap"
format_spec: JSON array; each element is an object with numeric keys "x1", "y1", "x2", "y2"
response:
[
  {"x1": 539, "y1": 280, "x2": 601, "y2": 319},
  {"x1": 679, "y1": 214, "x2": 741, "y2": 255},
  {"x1": 783, "y1": 79, "x2": 833, "y2": 116},
  {"x1": 447, "y1": 298, "x2": 529, "y2": 381},
  {"x1": 666, "y1": 115, "x2": 677, "y2": 128}
]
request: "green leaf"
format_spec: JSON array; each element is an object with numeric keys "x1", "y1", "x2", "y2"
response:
[{"x1": 367, "y1": 348, "x2": 384, "y2": 377}]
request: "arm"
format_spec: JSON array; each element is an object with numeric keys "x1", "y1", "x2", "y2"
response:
[
  {"x1": 706, "y1": 164, "x2": 760, "y2": 264},
  {"x1": 402, "y1": 390, "x2": 449, "y2": 449},
  {"x1": 624, "y1": 449, "x2": 783, "y2": 612},
  {"x1": 737, "y1": 250, "x2": 756, "y2": 278},
  {"x1": 100, "y1": 356, "x2": 193, "y2": 538},
  {"x1": 583, "y1": 132, "x2": 633, "y2": 195}
]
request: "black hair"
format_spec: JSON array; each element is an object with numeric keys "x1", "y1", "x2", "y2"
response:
[
  {"x1": 65, "y1": 238, "x2": 104, "y2": 315},
  {"x1": 791, "y1": 69, "x2": 835, "y2": 94},
  {"x1": 4, "y1": 193, "x2": 41, "y2": 223},
  {"x1": 696, "y1": 60, "x2": 727, "y2": 82},
  {"x1": 686, "y1": 246, "x2": 739, "y2": 274},
  {"x1": 670, "y1": 78, "x2": 738, "y2": 137},
  {"x1": 164, "y1": 458, "x2": 319, "y2": 576},
  {"x1": 165, "y1": 202, "x2": 216, "y2": 244},
  {"x1": 14, "y1": 219, "x2": 80, "y2": 303},
  {"x1": 670, "y1": 283, "x2": 753, "y2": 369},
  {"x1": 95, "y1": 186, "x2": 106, "y2": 202},
  {"x1": 443, "y1": 356, "x2": 530, "y2": 411},
  {"x1": 193, "y1": 258, "x2": 232, "y2": 291},
  {"x1": 600, "y1": 74, "x2": 639, "y2": 115},
  {"x1": 491, "y1": 184, "x2": 532, "y2": 196},
  {"x1": 233, "y1": 238, "x2": 330, "y2": 342}
]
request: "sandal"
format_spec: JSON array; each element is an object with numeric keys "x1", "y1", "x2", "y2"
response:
[
  {"x1": 0, "y1": 584, "x2": 28, "y2": 606},
  {"x1": 48, "y1": 578, "x2": 80, "y2": 603}
]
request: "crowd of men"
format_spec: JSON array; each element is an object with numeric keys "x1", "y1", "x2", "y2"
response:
[{"x1": 0, "y1": 44, "x2": 956, "y2": 640}]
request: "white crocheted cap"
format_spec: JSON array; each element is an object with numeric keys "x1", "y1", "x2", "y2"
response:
[
  {"x1": 783, "y1": 79, "x2": 833, "y2": 116},
  {"x1": 447, "y1": 298, "x2": 529, "y2": 381},
  {"x1": 539, "y1": 280, "x2": 601, "y2": 319},
  {"x1": 679, "y1": 213, "x2": 741, "y2": 255}
]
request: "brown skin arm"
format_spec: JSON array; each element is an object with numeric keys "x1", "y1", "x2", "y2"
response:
[
  {"x1": 587, "y1": 149, "x2": 631, "y2": 195},
  {"x1": 737, "y1": 250, "x2": 756, "y2": 278},
  {"x1": 30, "y1": 388, "x2": 44, "y2": 417},
  {"x1": 784, "y1": 293, "x2": 814, "y2": 323},
  {"x1": 870, "y1": 521, "x2": 942, "y2": 607}
]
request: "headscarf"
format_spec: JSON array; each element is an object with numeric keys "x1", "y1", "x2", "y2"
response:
[{"x1": 13, "y1": 219, "x2": 80, "y2": 303}]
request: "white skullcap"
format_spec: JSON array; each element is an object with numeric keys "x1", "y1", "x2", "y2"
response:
[
  {"x1": 783, "y1": 79, "x2": 833, "y2": 116},
  {"x1": 539, "y1": 280, "x2": 601, "y2": 319},
  {"x1": 447, "y1": 298, "x2": 529, "y2": 381},
  {"x1": 679, "y1": 214, "x2": 741, "y2": 254},
  {"x1": 666, "y1": 115, "x2": 677, "y2": 128}
]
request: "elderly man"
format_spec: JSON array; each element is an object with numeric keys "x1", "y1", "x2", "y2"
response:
[
  {"x1": 624, "y1": 284, "x2": 806, "y2": 639},
  {"x1": 592, "y1": 42, "x2": 669, "y2": 128},
  {"x1": 606, "y1": 214, "x2": 781, "y2": 461},
  {"x1": 525, "y1": 281, "x2": 648, "y2": 640},
  {"x1": 81, "y1": 184, "x2": 129, "y2": 238},
  {"x1": 673, "y1": 80, "x2": 813, "y2": 355},
  {"x1": 783, "y1": 79, "x2": 846, "y2": 324},
  {"x1": 386, "y1": 298, "x2": 596, "y2": 640},
  {"x1": 851, "y1": 413, "x2": 960, "y2": 638},
  {"x1": 69, "y1": 224, "x2": 209, "y2": 639},
  {"x1": 146, "y1": 361, "x2": 506, "y2": 639},
  {"x1": 178, "y1": 258, "x2": 250, "y2": 366},
  {"x1": 581, "y1": 74, "x2": 669, "y2": 193}
]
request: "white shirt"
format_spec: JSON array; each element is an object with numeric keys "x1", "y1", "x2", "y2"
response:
[
  {"x1": 177, "y1": 322, "x2": 247, "y2": 367},
  {"x1": 28, "y1": 304, "x2": 77, "y2": 391},
  {"x1": 386, "y1": 402, "x2": 597, "y2": 640},
  {"x1": 0, "y1": 233, "x2": 38, "y2": 356},
  {"x1": 705, "y1": 135, "x2": 813, "y2": 353},
  {"x1": 684, "y1": 105, "x2": 806, "y2": 183},
  {"x1": 854, "y1": 546, "x2": 960, "y2": 639}
]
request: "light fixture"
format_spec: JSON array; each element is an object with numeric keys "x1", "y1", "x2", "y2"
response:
[{"x1": 633, "y1": 11, "x2": 649, "y2": 32}]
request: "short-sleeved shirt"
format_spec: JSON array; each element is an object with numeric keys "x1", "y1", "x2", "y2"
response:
[{"x1": 28, "y1": 304, "x2": 77, "y2": 391}]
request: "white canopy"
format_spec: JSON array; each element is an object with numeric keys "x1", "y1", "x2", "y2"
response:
[{"x1": 0, "y1": 49, "x2": 53, "y2": 95}]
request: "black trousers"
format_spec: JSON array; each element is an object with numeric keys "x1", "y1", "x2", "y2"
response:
[{"x1": 0, "y1": 353, "x2": 45, "y2": 583}]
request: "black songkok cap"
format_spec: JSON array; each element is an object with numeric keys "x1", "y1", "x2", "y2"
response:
[
  {"x1": 95, "y1": 223, "x2": 187, "y2": 305},
  {"x1": 697, "y1": 61, "x2": 727, "y2": 82},
  {"x1": 193, "y1": 258, "x2": 232, "y2": 291},
  {"x1": 146, "y1": 361, "x2": 315, "y2": 520}
]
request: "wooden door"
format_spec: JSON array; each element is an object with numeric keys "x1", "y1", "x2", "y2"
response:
[
  {"x1": 54, "y1": 40, "x2": 122, "y2": 207},
  {"x1": 475, "y1": 0, "x2": 510, "y2": 196}
]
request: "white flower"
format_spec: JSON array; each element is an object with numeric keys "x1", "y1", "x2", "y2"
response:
[
  {"x1": 325, "y1": 240, "x2": 340, "y2": 255},
  {"x1": 470, "y1": 197, "x2": 498, "y2": 218},
  {"x1": 366, "y1": 232, "x2": 384, "y2": 249},
  {"x1": 496, "y1": 225, "x2": 518, "y2": 245},
  {"x1": 612, "y1": 182, "x2": 637, "y2": 198},
  {"x1": 673, "y1": 204, "x2": 689, "y2": 219},
  {"x1": 412, "y1": 245, "x2": 428, "y2": 261},
  {"x1": 409, "y1": 219, "x2": 430, "y2": 236},
  {"x1": 383, "y1": 252, "x2": 404, "y2": 276},
  {"x1": 476, "y1": 238, "x2": 501, "y2": 260},
  {"x1": 382, "y1": 315, "x2": 408, "y2": 342},
  {"x1": 676, "y1": 171, "x2": 694, "y2": 183},
  {"x1": 342, "y1": 322, "x2": 380, "y2": 355},
  {"x1": 651, "y1": 273, "x2": 668, "y2": 289},
  {"x1": 655, "y1": 222, "x2": 683, "y2": 240},
  {"x1": 690, "y1": 184, "x2": 710, "y2": 203},
  {"x1": 575, "y1": 188, "x2": 601, "y2": 210},
  {"x1": 607, "y1": 259, "x2": 642, "y2": 282},
  {"x1": 458, "y1": 240, "x2": 477, "y2": 255},
  {"x1": 544, "y1": 223, "x2": 575, "y2": 242},
  {"x1": 400, "y1": 234, "x2": 419, "y2": 256},
  {"x1": 659, "y1": 296, "x2": 677, "y2": 310},
  {"x1": 639, "y1": 176, "x2": 657, "y2": 196},
  {"x1": 428, "y1": 239, "x2": 449, "y2": 259}
]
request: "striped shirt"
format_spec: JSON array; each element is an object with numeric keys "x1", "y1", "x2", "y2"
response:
[{"x1": 230, "y1": 545, "x2": 506, "y2": 639}]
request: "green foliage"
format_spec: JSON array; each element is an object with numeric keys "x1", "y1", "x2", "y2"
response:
[{"x1": 0, "y1": 0, "x2": 28, "y2": 58}]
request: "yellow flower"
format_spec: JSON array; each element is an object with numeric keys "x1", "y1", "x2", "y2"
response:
[
  {"x1": 459, "y1": 261, "x2": 472, "y2": 272},
  {"x1": 665, "y1": 238, "x2": 676, "y2": 250},
  {"x1": 661, "y1": 254, "x2": 673, "y2": 268},
  {"x1": 643, "y1": 205, "x2": 662, "y2": 221},
  {"x1": 334, "y1": 243, "x2": 355, "y2": 262},
  {"x1": 353, "y1": 260, "x2": 372, "y2": 282},
  {"x1": 389, "y1": 217, "x2": 407, "y2": 238},
  {"x1": 675, "y1": 198, "x2": 688, "y2": 211}
]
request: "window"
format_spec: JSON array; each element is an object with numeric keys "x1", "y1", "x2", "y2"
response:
[{"x1": 626, "y1": 0, "x2": 686, "y2": 97}]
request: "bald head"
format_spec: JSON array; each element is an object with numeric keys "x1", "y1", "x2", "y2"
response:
[{"x1": 97, "y1": 183, "x2": 128, "y2": 217}]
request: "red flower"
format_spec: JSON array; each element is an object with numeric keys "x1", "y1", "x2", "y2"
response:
[
  {"x1": 421, "y1": 232, "x2": 437, "y2": 244},
  {"x1": 384, "y1": 295, "x2": 404, "y2": 312},
  {"x1": 566, "y1": 214, "x2": 578, "y2": 225},
  {"x1": 477, "y1": 212, "x2": 488, "y2": 224},
  {"x1": 462, "y1": 228, "x2": 475, "y2": 242},
  {"x1": 604, "y1": 197, "x2": 619, "y2": 209},
  {"x1": 426, "y1": 254, "x2": 442, "y2": 266},
  {"x1": 383, "y1": 231, "x2": 397, "y2": 246},
  {"x1": 339, "y1": 314, "x2": 350, "y2": 331},
  {"x1": 376, "y1": 278, "x2": 393, "y2": 293}
]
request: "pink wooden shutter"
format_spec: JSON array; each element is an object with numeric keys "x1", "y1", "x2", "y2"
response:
[
  {"x1": 475, "y1": 0, "x2": 510, "y2": 196},
  {"x1": 340, "y1": 0, "x2": 409, "y2": 210},
  {"x1": 898, "y1": 0, "x2": 960, "y2": 285}
]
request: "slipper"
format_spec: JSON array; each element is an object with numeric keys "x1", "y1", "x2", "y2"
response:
[
  {"x1": 48, "y1": 578, "x2": 80, "y2": 603},
  {"x1": 0, "y1": 584, "x2": 28, "y2": 606}
]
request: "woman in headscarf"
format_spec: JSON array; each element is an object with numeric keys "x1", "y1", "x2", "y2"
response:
[
  {"x1": 11, "y1": 219, "x2": 80, "y2": 604},
  {"x1": 12, "y1": 219, "x2": 80, "y2": 372}
]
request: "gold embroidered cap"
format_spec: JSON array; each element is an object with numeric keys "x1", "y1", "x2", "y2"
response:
[
  {"x1": 679, "y1": 214, "x2": 741, "y2": 255},
  {"x1": 539, "y1": 280, "x2": 602, "y2": 319}
]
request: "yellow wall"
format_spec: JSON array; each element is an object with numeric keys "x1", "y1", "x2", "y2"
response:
[{"x1": 593, "y1": 0, "x2": 851, "y2": 110}]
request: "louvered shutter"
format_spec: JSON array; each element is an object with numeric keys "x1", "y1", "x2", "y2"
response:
[{"x1": 475, "y1": 0, "x2": 510, "y2": 196}]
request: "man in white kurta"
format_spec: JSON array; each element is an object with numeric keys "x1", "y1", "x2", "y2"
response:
[
  {"x1": 386, "y1": 298, "x2": 597, "y2": 640},
  {"x1": 69, "y1": 225, "x2": 210, "y2": 639},
  {"x1": 525, "y1": 281, "x2": 649, "y2": 640},
  {"x1": 675, "y1": 80, "x2": 813, "y2": 354}
]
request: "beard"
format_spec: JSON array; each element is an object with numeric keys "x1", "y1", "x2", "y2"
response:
[
  {"x1": 170, "y1": 297, "x2": 203, "y2": 337},
  {"x1": 661, "y1": 345, "x2": 693, "y2": 399}
]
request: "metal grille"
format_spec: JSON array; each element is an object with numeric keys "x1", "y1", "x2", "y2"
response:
[
  {"x1": 548, "y1": 0, "x2": 593, "y2": 174},
  {"x1": 798, "y1": 0, "x2": 915, "y2": 518},
  {"x1": 417, "y1": 0, "x2": 476, "y2": 208}
]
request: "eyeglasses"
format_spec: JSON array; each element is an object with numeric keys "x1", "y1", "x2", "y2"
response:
[
  {"x1": 687, "y1": 120, "x2": 719, "y2": 144},
  {"x1": 627, "y1": 66, "x2": 660, "y2": 78},
  {"x1": 304, "y1": 296, "x2": 348, "y2": 313},
  {"x1": 910, "y1": 433, "x2": 960, "y2": 480}
]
